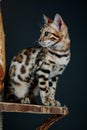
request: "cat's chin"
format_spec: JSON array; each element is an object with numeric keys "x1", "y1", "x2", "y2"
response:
[
  {"x1": 39, "y1": 42, "x2": 47, "y2": 47},
  {"x1": 39, "y1": 42, "x2": 54, "y2": 48}
]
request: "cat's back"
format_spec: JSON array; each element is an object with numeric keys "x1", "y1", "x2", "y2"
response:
[
  {"x1": 9, "y1": 46, "x2": 45, "y2": 80},
  {"x1": 11, "y1": 47, "x2": 40, "y2": 65}
]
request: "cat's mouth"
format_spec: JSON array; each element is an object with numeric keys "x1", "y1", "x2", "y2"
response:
[{"x1": 39, "y1": 41, "x2": 55, "y2": 48}]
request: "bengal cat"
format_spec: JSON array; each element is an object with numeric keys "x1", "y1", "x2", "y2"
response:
[{"x1": 6, "y1": 14, "x2": 71, "y2": 106}]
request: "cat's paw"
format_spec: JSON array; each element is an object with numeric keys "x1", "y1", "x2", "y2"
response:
[
  {"x1": 43, "y1": 101, "x2": 50, "y2": 106},
  {"x1": 50, "y1": 100, "x2": 61, "y2": 107},
  {"x1": 43, "y1": 99, "x2": 61, "y2": 107},
  {"x1": 21, "y1": 97, "x2": 30, "y2": 104},
  {"x1": 53, "y1": 100, "x2": 61, "y2": 107}
]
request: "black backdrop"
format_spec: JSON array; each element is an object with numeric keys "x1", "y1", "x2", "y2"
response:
[{"x1": 1, "y1": 0, "x2": 86, "y2": 130}]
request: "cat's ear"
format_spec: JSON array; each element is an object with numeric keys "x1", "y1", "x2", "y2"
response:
[
  {"x1": 53, "y1": 14, "x2": 64, "y2": 30},
  {"x1": 43, "y1": 14, "x2": 52, "y2": 24}
]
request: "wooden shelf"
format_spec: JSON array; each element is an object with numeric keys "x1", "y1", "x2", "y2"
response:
[
  {"x1": 0, "y1": 102, "x2": 69, "y2": 114},
  {"x1": 0, "y1": 102, "x2": 69, "y2": 129}
]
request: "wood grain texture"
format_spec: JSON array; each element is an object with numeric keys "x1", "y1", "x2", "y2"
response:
[
  {"x1": 36, "y1": 114, "x2": 65, "y2": 130},
  {"x1": 0, "y1": 102, "x2": 69, "y2": 114},
  {"x1": 0, "y1": 8, "x2": 5, "y2": 92},
  {"x1": 0, "y1": 7, "x2": 5, "y2": 130}
]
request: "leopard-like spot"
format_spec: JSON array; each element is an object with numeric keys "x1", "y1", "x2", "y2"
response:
[
  {"x1": 9, "y1": 65, "x2": 16, "y2": 78},
  {"x1": 20, "y1": 65, "x2": 26, "y2": 74},
  {"x1": 24, "y1": 49, "x2": 31, "y2": 65},
  {"x1": 13, "y1": 53, "x2": 23, "y2": 63}
]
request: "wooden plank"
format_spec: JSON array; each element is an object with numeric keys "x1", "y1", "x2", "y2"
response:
[
  {"x1": 0, "y1": 102, "x2": 69, "y2": 115},
  {"x1": 0, "y1": 5, "x2": 5, "y2": 130},
  {"x1": 0, "y1": 7, "x2": 5, "y2": 93}
]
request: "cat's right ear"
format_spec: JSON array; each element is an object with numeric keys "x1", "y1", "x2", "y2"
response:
[{"x1": 43, "y1": 14, "x2": 52, "y2": 24}]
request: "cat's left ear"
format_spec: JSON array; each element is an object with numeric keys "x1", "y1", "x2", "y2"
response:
[
  {"x1": 43, "y1": 14, "x2": 52, "y2": 24},
  {"x1": 53, "y1": 14, "x2": 64, "y2": 30}
]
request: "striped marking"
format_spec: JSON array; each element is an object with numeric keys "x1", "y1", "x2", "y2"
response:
[
  {"x1": 18, "y1": 75, "x2": 30, "y2": 83},
  {"x1": 40, "y1": 82, "x2": 46, "y2": 85},
  {"x1": 48, "y1": 50, "x2": 69, "y2": 58},
  {"x1": 11, "y1": 79, "x2": 20, "y2": 85},
  {"x1": 49, "y1": 82, "x2": 53, "y2": 86},
  {"x1": 39, "y1": 87, "x2": 46, "y2": 91},
  {"x1": 38, "y1": 75, "x2": 48, "y2": 81},
  {"x1": 18, "y1": 75, "x2": 23, "y2": 81},
  {"x1": 40, "y1": 69, "x2": 50, "y2": 74},
  {"x1": 49, "y1": 60, "x2": 55, "y2": 64},
  {"x1": 59, "y1": 68, "x2": 63, "y2": 71},
  {"x1": 57, "y1": 74, "x2": 61, "y2": 77},
  {"x1": 44, "y1": 62, "x2": 50, "y2": 65},
  {"x1": 52, "y1": 77, "x2": 56, "y2": 82}
]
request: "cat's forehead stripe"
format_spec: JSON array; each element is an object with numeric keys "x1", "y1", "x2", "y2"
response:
[
  {"x1": 41, "y1": 23, "x2": 62, "y2": 37},
  {"x1": 49, "y1": 24, "x2": 62, "y2": 36}
]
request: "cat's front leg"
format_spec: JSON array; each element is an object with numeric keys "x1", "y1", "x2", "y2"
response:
[
  {"x1": 38, "y1": 75, "x2": 50, "y2": 105},
  {"x1": 48, "y1": 76, "x2": 61, "y2": 106},
  {"x1": 36, "y1": 62, "x2": 52, "y2": 106}
]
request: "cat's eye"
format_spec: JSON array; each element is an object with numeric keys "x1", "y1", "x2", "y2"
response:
[{"x1": 44, "y1": 31, "x2": 49, "y2": 36}]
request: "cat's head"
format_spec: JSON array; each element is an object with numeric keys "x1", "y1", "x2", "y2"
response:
[{"x1": 39, "y1": 14, "x2": 70, "y2": 51}]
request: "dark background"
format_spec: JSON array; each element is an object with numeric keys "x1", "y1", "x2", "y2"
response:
[{"x1": 1, "y1": 0, "x2": 86, "y2": 130}]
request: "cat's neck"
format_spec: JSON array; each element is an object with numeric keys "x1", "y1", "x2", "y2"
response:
[{"x1": 47, "y1": 45, "x2": 70, "y2": 54}]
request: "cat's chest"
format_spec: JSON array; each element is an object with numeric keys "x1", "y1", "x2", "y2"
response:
[
  {"x1": 49, "y1": 64, "x2": 64, "y2": 78},
  {"x1": 46, "y1": 50, "x2": 70, "y2": 66},
  {"x1": 45, "y1": 52, "x2": 70, "y2": 78}
]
